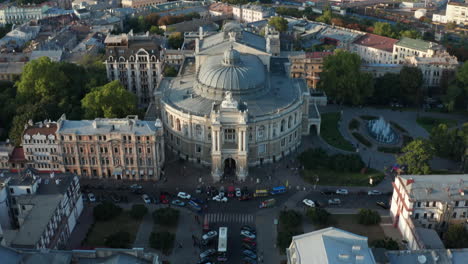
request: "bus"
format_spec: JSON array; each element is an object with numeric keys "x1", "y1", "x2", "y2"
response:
[
  {"x1": 217, "y1": 227, "x2": 228, "y2": 262},
  {"x1": 271, "y1": 186, "x2": 286, "y2": 195},
  {"x1": 254, "y1": 189, "x2": 269, "y2": 197}
]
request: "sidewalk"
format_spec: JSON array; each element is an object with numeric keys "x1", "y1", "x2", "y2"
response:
[
  {"x1": 256, "y1": 209, "x2": 285, "y2": 264},
  {"x1": 133, "y1": 212, "x2": 154, "y2": 248},
  {"x1": 168, "y1": 210, "x2": 202, "y2": 264}
]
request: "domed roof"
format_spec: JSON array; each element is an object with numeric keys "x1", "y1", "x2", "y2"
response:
[{"x1": 195, "y1": 47, "x2": 267, "y2": 100}]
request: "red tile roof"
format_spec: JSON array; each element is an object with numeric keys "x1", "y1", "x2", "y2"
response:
[
  {"x1": 353, "y1": 33, "x2": 398, "y2": 53},
  {"x1": 305, "y1": 52, "x2": 333, "y2": 59},
  {"x1": 10, "y1": 147, "x2": 26, "y2": 162},
  {"x1": 23, "y1": 123, "x2": 57, "y2": 136}
]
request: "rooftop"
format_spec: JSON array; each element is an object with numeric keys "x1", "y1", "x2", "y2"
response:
[
  {"x1": 9, "y1": 147, "x2": 26, "y2": 162},
  {"x1": 353, "y1": 33, "x2": 398, "y2": 52},
  {"x1": 398, "y1": 174, "x2": 468, "y2": 202},
  {"x1": 305, "y1": 51, "x2": 333, "y2": 59},
  {"x1": 448, "y1": 0, "x2": 468, "y2": 7},
  {"x1": 57, "y1": 115, "x2": 162, "y2": 136},
  {"x1": 288, "y1": 227, "x2": 376, "y2": 264},
  {"x1": 23, "y1": 122, "x2": 58, "y2": 136},
  {"x1": 317, "y1": 27, "x2": 364, "y2": 44},
  {"x1": 396, "y1": 37, "x2": 440, "y2": 52},
  {"x1": 386, "y1": 248, "x2": 468, "y2": 264},
  {"x1": 239, "y1": 3, "x2": 273, "y2": 13}
]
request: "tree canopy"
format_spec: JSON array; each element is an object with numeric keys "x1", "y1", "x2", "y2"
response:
[
  {"x1": 397, "y1": 139, "x2": 434, "y2": 175},
  {"x1": 399, "y1": 66, "x2": 423, "y2": 105},
  {"x1": 444, "y1": 224, "x2": 468, "y2": 248},
  {"x1": 168, "y1": 32, "x2": 184, "y2": 49},
  {"x1": 82, "y1": 81, "x2": 137, "y2": 119},
  {"x1": 443, "y1": 62, "x2": 468, "y2": 111},
  {"x1": 319, "y1": 50, "x2": 374, "y2": 105},
  {"x1": 430, "y1": 123, "x2": 468, "y2": 162},
  {"x1": 268, "y1": 16, "x2": 288, "y2": 32}
]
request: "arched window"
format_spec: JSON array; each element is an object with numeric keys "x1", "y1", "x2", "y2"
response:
[
  {"x1": 288, "y1": 116, "x2": 292, "y2": 129},
  {"x1": 108, "y1": 56, "x2": 113, "y2": 62},
  {"x1": 294, "y1": 113, "x2": 297, "y2": 124},
  {"x1": 176, "y1": 119, "x2": 181, "y2": 132},
  {"x1": 280, "y1": 119, "x2": 285, "y2": 132},
  {"x1": 195, "y1": 124, "x2": 202, "y2": 139},
  {"x1": 257, "y1": 125, "x2": 265, "y2": 139}
]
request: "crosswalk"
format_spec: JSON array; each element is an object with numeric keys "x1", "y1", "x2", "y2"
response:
[{"x1": 204, "y1": 213, "x2": 254, "y2": 224}]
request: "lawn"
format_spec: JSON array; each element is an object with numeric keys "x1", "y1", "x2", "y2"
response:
[
  {"x1": 84, "y1": 211, "x2": 142, "y2": 247},
  {"x1": 320, "y1": 112, "x2": 355, "y2": 151},
  {"x1": 416, "y1": 116, "x2": 458, "y2": 133},
  {"x1": 328, "y1": 214, "x2": 386, "y2": 242},
  {"x1": 302, "y1": 168, "x2": 385, "y2": 187}
]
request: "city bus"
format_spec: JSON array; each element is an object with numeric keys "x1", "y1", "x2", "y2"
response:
[
  {"x1": 217, "y1": 227, "x2": 228, "y2": 262},
  {"x1": 271, "y1": 186, "x2": 286, "y2": 195},
  {"x1": 254, "y1": 189, "x2": 269, "y2": 197}
]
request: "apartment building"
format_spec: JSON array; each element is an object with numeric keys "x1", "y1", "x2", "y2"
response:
[
  {"x1": 104, "y1": 31, "x2": 164, "y2": 106},
  {"x1": 232, "y1": 3, "x2": 274, "y2": 23},
  {"x1": 393, "y1": 37, "x2": 444, "y2": 64},
  {"x1": 0, "y1": 142, "x2": 13, "y2": 170},
  {"x1": 22, "y1": 120, "x2": 63, "y2": 173},
  {"x1": 352, "y1": 33, "x2": 398, "y2": 64},
  {"x1": 56, "y1": 115, "x2": 165, "y2": 181},
  {"x1": 289, "y1": 52, "x2": 332, "y2": 90},
  {"x1": 390, "y1": 174, "x2": 468, "y2": 250},
  {"x1": 0, "y1": 168, "x2": 83, "y2": 249},
  {"x1": 0, "y1": 3, "x2": 51, "y2": 25},
  {"x1": 405, "y1": 51, "x2": 459, "y2": 89},
  {"x1": 446, "y1": 1, "x2": 468, "y2": 25},
  {"x1": 121, "y1": 0, "x2": 167, "y2": 8}
]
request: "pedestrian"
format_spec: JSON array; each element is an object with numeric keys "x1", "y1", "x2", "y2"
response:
[{"x1": 179, "y1": 242, "x2": 183, "y2": 248}]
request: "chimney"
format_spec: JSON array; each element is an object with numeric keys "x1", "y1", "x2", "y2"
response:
[
  {"x1": 406, "y1": 178, "x2": 415, "y2": 185},
  {"x1": 92, "y1": 120, "x2": 97, "y2": 129},
  {"x1": 199, "y1": 26, "x2": 204, "y2": 40}
]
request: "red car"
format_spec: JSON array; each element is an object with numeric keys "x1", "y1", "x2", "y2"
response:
[
  {"x1": 160, "y1": 194, "x2": 169, "y2": 204},
  {"x1": 227, "y1": 186, "x2": 235, "y2": 197},
  {"x1": 242, "y1": 238, "x2": 256, "y2": 245}
]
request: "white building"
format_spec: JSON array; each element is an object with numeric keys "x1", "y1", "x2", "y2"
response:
[
  {"x1": 232, "y1": 3, "x2": 274, "y2": 23},
  {"x1": 392, "y1": 37, "x2": 444, "y2": 64},
  {"x1": 0, "y1": 169, "x2": 83, "y2": 249},
  {"x1": 0, "y1": 3, "x2": 51, "y2": 25},
  {"x1": 446, "y1": 1, "x2": 468, "y2": 25},
  {"x1": 352, "y1": 33, "x2": 398, "y2": 64},
  {"x1": 121, "y1": 0, "x2": 167, "y2": 8},
  {"x1": 405, "y1": 51, "x2": 459, "y2": 88},
  {"x1": 104, "y1": 31, "x2": 164, "y2": 107},
  {"x1": 287, "y1": 227, "x2": 376, "y2": 264},
  {"x1": 390, "y1": 174, "x2": 468, "y2": 250}
]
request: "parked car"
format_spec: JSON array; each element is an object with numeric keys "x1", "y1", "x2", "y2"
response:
[
  {"x1": 235, "y1": 187, "x2": 242, "y2": 197},
  {"x1": 219, "y1": 187, "x2": 225, "y2": 197},
  {"x1": 241, "y1": 230, "x2": 256, "y2": 239},
  {"x1": 160, "y1": 194, "x2": 169, "y2": 204},
  {"x1": 242, "y1": 237, "x2": 256, "y2": 244},
  {"x1": 142, "y1": 194, "x2": 151, "y2": 204},
  {"x1": 328, "y1": 198, "x2": 341, "y2": 205},
  {"x1": 227, "y1": 186, "x2": 235, "y2": 197},
  {"x1": 241, "y1": 225, "x2": 256, "y2": 234},
  {"x1": 202, "y1": 230, "x2": 218, "y2": 241},
  {"x1": 368, "y1": 190, "x2": 382, "y2": 196},
  {"x1": 302, "y1": 199, "x2": 316, "y2": 208},
  {"x1": 320, "y1": 190, "x2": 335, "y2": 195},
  {"x1": 239, "y1": 194, "x2": 252, "y2": 201},
  {"x1": 130, "y1": 184, "x2": 142, "y2": 190},
  {"x1": 212, "y1": 195, "x2": 228, "y2": 202},
  {"x1": 243, "y1": 249, "x2": 257, "y2": 259},
  {"x1": 188, "y1": 200, "x2": 201, "y2": 211},
  {"x1": 199, "y1": 249, "x2": 216, "y2": 259},
  {"x1": 88, "y1": 193, "x2": 96, "y2": 202},
  {"x1": 336, "y1": 189, "x2": 349, "y2": 195},
  {"x1": 376, "y1": 201, "x2": 389, "y2": 209},
  {"x1": 191, "y1": 198, "x2": 205, "y2": 205},
  {"x1": 196, "y1": 186, "x2": 203, "y2": 194},
  {"x1": 171, "y1": 199, "x2": 185, "y2": 207},
  {"x1": 242, "y1": 242, "x2": 256, "y2": 251},
  {"x1": 110, "y1": 193, "x2": 121, "y2": 203},
  {"x1": 177, "y1": 192, "x2": 191, "y2": 199}
]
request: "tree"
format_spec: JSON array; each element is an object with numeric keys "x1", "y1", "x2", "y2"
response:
[
  {"x1": 370, "y1": 237, "x2": 399, "y2": 250},
  {"x1": 373, "y1": 22, "x2": 395, "y2": 38},
  {"x1": 319, "y1": 50, "x2": 374, "y2": 105},
  {"x1": 316, "y1": 9, "x2": 333, "y2": 24},
  {"x1": 444, "y1": 224, "x2": 468, "y2": 248},
  {"x1": 81, "y1": 80, "x2": 137, "y2": 119},
  {"x1": 168, "y1": 32, "x2": 184, "y2": 49},
  {"x1": 307, "y1": 208, "x2": 331, "y2": 226},
  {"x1": 431, "y1": 123, "x2": 468, "y2": 162},
  {"x1": 399, "y1": 30, "x2": 421, "y2": 39},
  {"x1": 149, "y1": 25, "x2": 164, "y2": 35},
  {"x1": 130, "y1": 204, "x2": 148, "y2": 219},
  {"x1": 105, "y1": 231, "x2": 131, "y2": 248},
  {"x1": 397, "y1": 139, "x2": 434, "y2": 175},
  {"x1": 0, "y1": 81, "x2": 16, "y2": 140},
  {"x1": 145, "y1": 13, "x2": 160, "y2": 26},
  {"x1": 399, "y1": 66, "x2": 423, "y2": 105},
  {"x1": 357, "y1": 209, "x2": 381, "y2": 225},
  {"x1": 149, "y1": 231, "x2": 175, "y2": 254},
  {"x1": 371, "y1": 73, "x2": 400, "y2": 105},
  {"x1": 93, "y1": 201, "x2": 122, "y2": 221},
  {"x1": 163, "y1": 66, "x2": 178, "y2": 77},
  {"x1": 153, "y1": 208, "x2": 180, "y2": 227},
  {"x1": 443, "y1": 62, "x2": 468, "y2": 111},
  {"x1": 268, "y1": 17, "x2": 288, "y2": 32}
]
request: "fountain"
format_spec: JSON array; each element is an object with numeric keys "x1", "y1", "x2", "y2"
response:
[{"x1": 367, "y1": 116, "x2": 398, "y2": 144}]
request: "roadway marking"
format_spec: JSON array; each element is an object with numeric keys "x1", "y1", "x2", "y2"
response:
[{"x1": 204, "y1": 213, "x2": 255, "y2": 224}]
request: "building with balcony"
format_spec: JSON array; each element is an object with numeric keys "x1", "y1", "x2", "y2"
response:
[
  {"x1": 390, "y1": 174, "x2": 468, "y2": 250},
  {"x1": 352, "y1": 33, "x2": 398, "y2": 65},
  {"x1": 445, "y1": 1, "x2": 468, "y2": 25},
  {"x1": 121, "y1": 0, "x2": 167, "y2": 8},
  {"x1": 104, "y1": 31, "x2": 164, "y2": 106},
  {"x1": 56, "y1": 115, "x2": 165, "y2": 181},
  {"x1": 158, "y1": 22, "x2": 319, "y2": 182},
  {"x1": 289, "y1": 52, "x2": 332, "y2": 90},
  {"x1": 232, "y1": 3, "x2": 274, "y2": 23},
  {"x1": 0, "y1": 3, "x2": 51, "y2": 25},
  {"x1": 0, "y1": 168, "x2": 83, "y2": 249}
]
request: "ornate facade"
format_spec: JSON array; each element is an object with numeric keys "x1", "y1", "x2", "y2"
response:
[{"x1": 158, "y1": 22, "x2": 320, "y2": 182}]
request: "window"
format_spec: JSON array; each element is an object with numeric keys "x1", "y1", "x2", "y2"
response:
[
  {"x1": 423, "y1": 213, "x2": 427, "y2": 219},
  {"x1": 10, "y1": 188, "x2": 14, "y2": 194},
  {"x1": 415, "y1": 213, "x2": 419, "y2": 219},
  {"x1": 432, "y1": 201, "x2": 436, "y2": 207},
  {"x1": 196, "y1": 144, "x2": 201, "y2": 153},
  {"x1": 288, "y1": 116, "x2": 292, "y2": 129},
  {"x1": 426, "y1": 201, "x2": 430, "y2": 207},
  {"x1": 257, "y1": 125, "x2": 265, "y2": 140},
  {"x1": 431, "y1": 213, "x2": 434, "y2": 219},
  {"x1": 258, "y1": 144, "x2": 266, "y2": 154},
  {"x1": 224, "y1": 129, "x2": 236, "y2": 142},
  {"x1": 453, "y1": 212, "x2": 457, "y2": 218},
  {"x1": 456, "y1": 201, "x2": 460, "y2": 207},
  {"x1": 280, "y1": 119, "x2": 285, "y2": 132},
  {"x1": 195, "y1": 124, "x2": 202, "y2": 139},
  {"x1": 417, "y1": 202, "x2": 421, "y2": 207}
]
